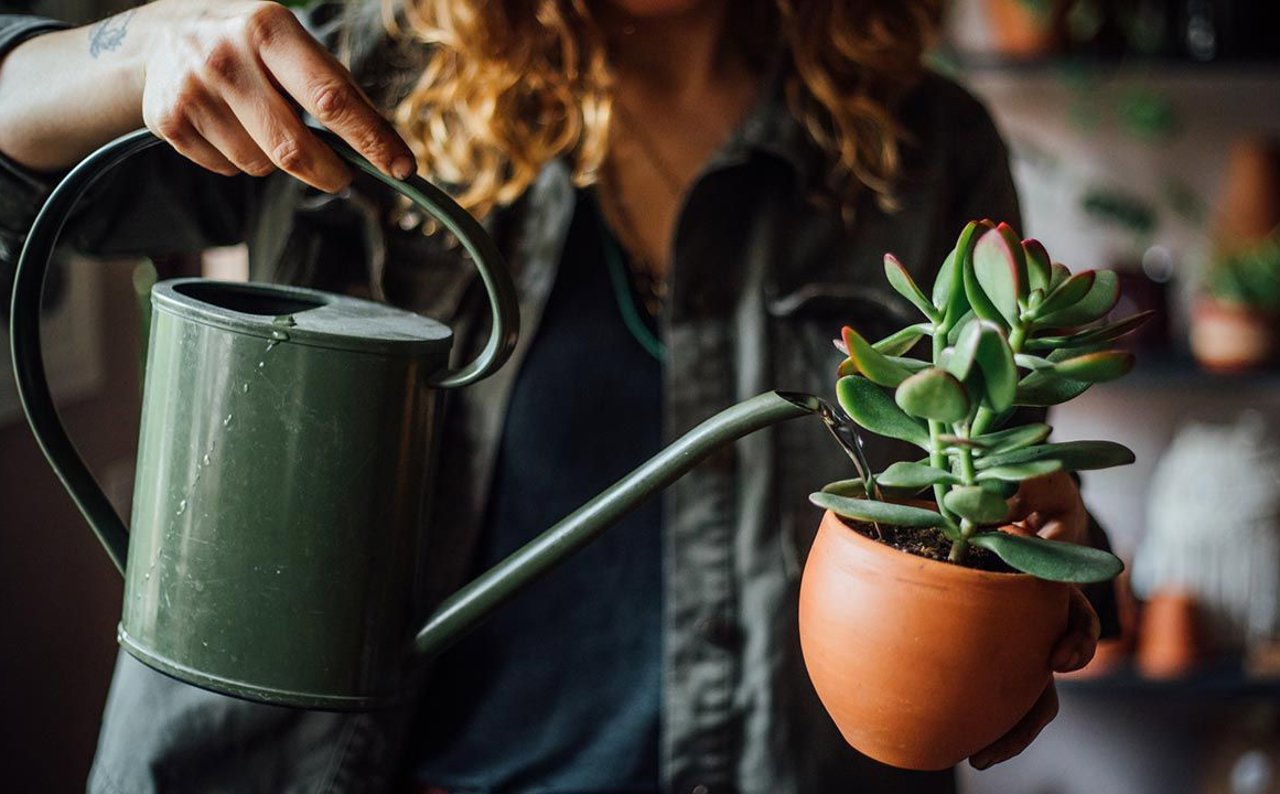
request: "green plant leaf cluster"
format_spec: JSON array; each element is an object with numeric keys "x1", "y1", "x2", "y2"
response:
[
  {"x1": 823, "y1": 220, "x2": 1147, "y2": 583},
  {"x1": 1203, "y1": 234, "x2": 1280, "y2": 311}
]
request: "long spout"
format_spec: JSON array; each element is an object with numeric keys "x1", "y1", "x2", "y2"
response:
[{"x1": 412, "y1": 390, "x2": 824, "y2": 658}]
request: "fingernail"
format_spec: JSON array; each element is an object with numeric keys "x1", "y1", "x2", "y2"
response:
[{"x1": 391, "y1": 155, "x2": 415, "y2": 180}]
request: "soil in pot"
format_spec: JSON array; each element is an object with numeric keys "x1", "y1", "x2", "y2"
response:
[{"x1": 846, "y1": 519, "x2": 1015, "y2": 573}]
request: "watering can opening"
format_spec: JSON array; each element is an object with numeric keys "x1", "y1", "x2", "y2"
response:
[
  {"x1": 169, "y1": 280, "x2": 328, "y2": 316},
  {"x1": 156, "y1": 278, "x2": 454, "y2": 357}
]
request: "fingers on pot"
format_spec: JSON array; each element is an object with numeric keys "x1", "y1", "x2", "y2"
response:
[
  {"x1": 1051, "y1": 588, "x2": 1102, "y2": 672},
  {"x1": 969, "y1": 684, "x2": 1060, "y2": 770}
]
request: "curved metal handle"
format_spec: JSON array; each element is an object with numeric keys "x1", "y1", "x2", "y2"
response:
[
  {"x1": 9, "y1": 128, "x2": 520, "y2": 575},
  {"x1": 310, "y1": 128, "x2": 519, "y2": 389}
]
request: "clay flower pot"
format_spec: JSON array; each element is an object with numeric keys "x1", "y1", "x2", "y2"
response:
[
  {"x1": 799, "y1": 510, "x2": 1070, "y2": 771},
  {"x1": 1136, "y1": 590, "x2": 1202, "y2": 680},
  {"x1": 1190, "y1": 299, "x2": 1277, "y2": 373},
  {"x1": 984, "y1": 0, "x2": 1063, "y2": 58}
]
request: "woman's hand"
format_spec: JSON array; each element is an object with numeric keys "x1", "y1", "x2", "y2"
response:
[
  {"x1": 140, "y1": 1, "x2": 414, "y2": 191},
  {"x1": 0, "y1": 0, "x2": 415, "y2": 191},
  {"x1": 968, "y1": 471, "x2": 1102, "y2": 770}
]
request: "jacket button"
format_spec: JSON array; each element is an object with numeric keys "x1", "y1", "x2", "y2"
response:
[{"x1": 691, "y1": 786, "x2": 710, "y2": 794}]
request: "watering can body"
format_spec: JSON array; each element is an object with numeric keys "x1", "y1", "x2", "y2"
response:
[
  {"x1": 11, "y1": 129, "x2": 831, "y2": 709},
  {"x1": 122, "y1": 280, "x2": 449, "y2": 707}
]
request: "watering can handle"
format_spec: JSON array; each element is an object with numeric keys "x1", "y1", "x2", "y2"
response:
[{"x1": 9, "y1": 128, "x2": 521, "y2": 575}]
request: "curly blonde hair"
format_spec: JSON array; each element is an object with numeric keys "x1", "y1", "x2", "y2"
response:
[{"x1": 382, "y1": 0, "x2": 942, "y2": 219}]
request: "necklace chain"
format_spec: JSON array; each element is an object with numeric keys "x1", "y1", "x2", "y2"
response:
[{"x1": 597, "y1": 101, "x2": 688, "y2": 317}]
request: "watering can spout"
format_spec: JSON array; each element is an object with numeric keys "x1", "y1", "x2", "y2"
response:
[{"x1": 411, "y1": 390, "x2": 823, "y2": 659}]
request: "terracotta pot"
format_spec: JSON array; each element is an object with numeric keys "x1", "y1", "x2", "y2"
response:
[
  {"x1": 799, "y1": 510, "x2": 1070, "y2": 771},
  {"x1": 1136, "y1": 590, "x2": 1202, "y2": 680},
  {"x1": 1190, "y1": 299, "x2": 1277, "y2": 373},
  {"x1": 1214, "y1": 137, "x2": 1280, "y2": 251},
  {"x1": 984, "y1": 0, "x2": 1063, "y2": 58}
]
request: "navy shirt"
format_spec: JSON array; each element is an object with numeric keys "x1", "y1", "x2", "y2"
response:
[{"x1": 411, "y1": 192, "x2": 663, "y2": 793}]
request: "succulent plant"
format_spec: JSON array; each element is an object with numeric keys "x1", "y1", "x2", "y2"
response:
[
  {"x1": 812, "y1": 220, "x2": 1152, "y2": 584},
  {"x1": 1204, "y1": 233, "x2": 1280, "y2": 311}
]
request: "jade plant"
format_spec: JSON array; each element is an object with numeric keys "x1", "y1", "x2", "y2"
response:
[{"x1": 812, "y1": 220, "x2": 1152, "y2": 583}]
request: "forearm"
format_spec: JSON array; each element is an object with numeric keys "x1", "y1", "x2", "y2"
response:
[{"x1": 0, "y1": 8, "x2": 150, "y2": 171}]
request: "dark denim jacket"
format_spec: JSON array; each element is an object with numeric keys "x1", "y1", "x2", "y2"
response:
[{"x1": 0, "y1": 8, "x2": 1111, "y2": 794}]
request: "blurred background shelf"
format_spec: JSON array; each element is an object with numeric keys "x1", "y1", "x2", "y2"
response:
[
  {"x1": 1096, "y1": 350, "x2": 1280, "y2": 390},
  {"x1": 1061, "y1": 662, "x2": 1280, "y2": 699}
]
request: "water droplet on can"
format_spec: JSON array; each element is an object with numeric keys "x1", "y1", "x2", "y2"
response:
[{"x1": 176, "y1": 499, "x2": 188, "y2": 515}]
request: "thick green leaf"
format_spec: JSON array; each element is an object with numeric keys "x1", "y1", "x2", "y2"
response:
[
  {"x1": 1033, "y1": 270, "x2": 1096, "y2": 319},
  {"x1": 810, "y1": 492, "x2": 947, "y2": 528},
  {"x1": 1014, "y1": 370, "x2": 1093, "y2": 406},
  {"x1": 977, "y1": 440, "x2": 1136, "y2": 471},
  {"x1": 887, "y1": 356, "x2": 931, "y2": 373},
  {"x1": 1049, "y1": 262, "x2": 1072, "y2": 290},
  {"x1": 895, "y1": 368, "x2": 970, "y2": 423},
  {"x1": 979, "y1": 479, "x2": 1020, "y2": 499},
  {"x1": 970, "y1": 531, "x2": 1125, "y2": 583},
  {"x1": 975, "y1": 459, "x2": 1063, "y2": 482},
  {"x1": 933, "y1": 249, "x2": 958, "y2": 311},
  {"x1": 947, "y1": 310, "x2": 976, "y2": 345},
  {"x1": 1015, "y1": 353, "x2": 1055, "y2": 370},
  {"x1": 939, "y1": 435, "x2": 986, "y2": 453},
  {"x1": 885, "y1": 254, "x2": 940, "y2": 321},
  {"x1": 972, "y1": 224, "x2": 1027, "y2": 327},
  {"x1": 878, "y1": 461, "x2": 961, "y2": 488},
  {"x1": 821, "y1": 478, "x2": 869, "y2": 497},
  {"x1": 1025, "y1": 311, "x2": 1154, "y2": 350},
  {"x1": 964, "y1": 248, "x2": 1009, "y2": 329},
  {"x1": 935, "y1": 221, "x2": 991, "y2": 322},
  {"x1": 1051, "y1": 350, "x2": 1135, "y2": 383},
  {"x1": 943, "y1": 485, "x2": 1010, "y2": 525},
  {"x1": 973, "y1": 423, "x2": 1052, "y2": 455},
  {"x1": 946, "y1": 318, "x2": 980, "y2": 380},
  {"x1": 952, "y1": 320, "x2": 1017, "y2": 411},
  {"x1": 837, "y1": 376, "x2": 930, "y2": 448},
  {"x1": 842, "y1": 326, "x2": 916, "y2": 387},
  {"x1": 872, "y1": 323, "x2": 932, "y2": 356},
  {"x1": 1023, "y1": 239, "x2": 1051, "y2": 293},
  {"x1": 1026, "y1": 287, "x2": 1045, "y2": 313},
  {"x1": 1038, "y1": 269, "x2": 1120, "y2": 327}
]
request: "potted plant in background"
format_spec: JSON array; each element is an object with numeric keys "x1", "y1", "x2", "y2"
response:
[
  {"x1": 799, "y1": 220, "x2": 1150, "y2": 770},
  {"x1": 983, "y1": 0, "x2": 1067, "y2": 59},
  {"x1": 1190, "y1": 234, "x2": 1280, "y2": 373}
]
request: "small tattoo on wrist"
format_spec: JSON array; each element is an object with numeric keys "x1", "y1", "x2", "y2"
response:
[{"x1": 88, "y1": 9, "x2": 136, "y2": 59}]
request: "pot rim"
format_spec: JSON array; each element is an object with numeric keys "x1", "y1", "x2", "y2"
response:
[{"x1": 819, "y1": 509, "x2": 1042, "y2": 586}]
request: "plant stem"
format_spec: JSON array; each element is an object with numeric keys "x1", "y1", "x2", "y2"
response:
[
  {"x1": 949, "y1": 323, "x2": 1029, "y2": 561},
  {"x1": 928, "y1": 419, "x2": 959, "y2": 531},
  {"x1": 948, "y1": 519, "x2": 974, "y2": 562},
  {"x1": 928, "y1": 323, "x2": 961, "y2": 534},
  {"x1": 971, "y1": 324, "x2": 1029, "y2": 438},
  {"x1": 947, "y1": 443, "x2": 980, "y2": 562}
]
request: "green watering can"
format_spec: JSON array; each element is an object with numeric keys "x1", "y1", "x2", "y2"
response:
[{"x1": 10, "y1": 129, "x2": 848, "y2": 709}]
